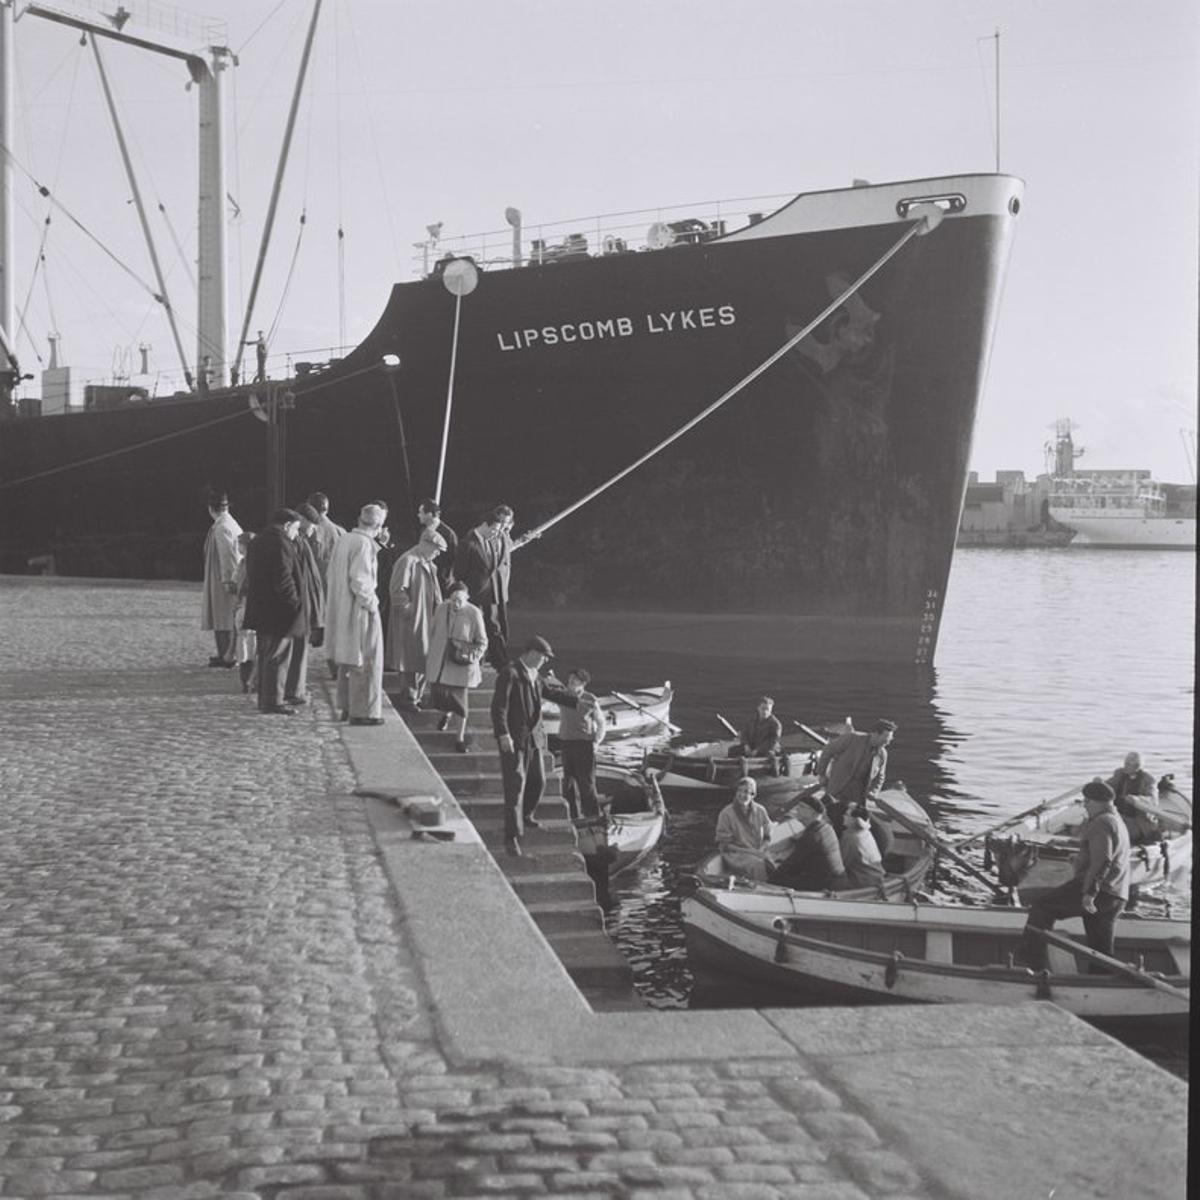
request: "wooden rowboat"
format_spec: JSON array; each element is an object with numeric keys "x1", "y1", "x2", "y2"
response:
[
  {"x1": 643, "y1": 728, "x2": 825, "y2": 805},
  {"x1": 542, "y1": 683, "x2": 673, "y2": 743},
  {"x1": 685, "y1": 786, "x2": 935, "y2": 901},
  {"x1": 556, "y1": 763, "x2": 667, "y2": 877},
  {"x1": 681, "y1": 887, "x2": 1190, "y2": 1026},
  {"x1": 984, "y1": 778, "x2": 1193, "y2": 903}
]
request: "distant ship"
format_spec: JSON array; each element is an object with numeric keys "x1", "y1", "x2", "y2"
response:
[{"x1": 1044, "y1": 422, "x2": 1196, "y2": 550}]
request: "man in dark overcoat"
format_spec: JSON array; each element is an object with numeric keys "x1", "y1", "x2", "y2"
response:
[
  {"x1": 244, "y1": 508, "x2": 307, "y2": 715},
  {"x1": 490, "y1": 635, "x2": 596, "y2": 856},
  {"x1": 456, "y1": 504, "x2": 513, "y2": 669}
]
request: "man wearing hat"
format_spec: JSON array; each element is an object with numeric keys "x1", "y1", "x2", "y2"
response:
[
  {"x1": 325, "y1": 504, "x2": 388, "y2": 726},
  {"x1": 1021, "y1": 779, "x2": 1131, "y2": 971},
  {"x1": 386, "y1": 527, "x2": 446, "y2": 709},
  {"x1": 490, "y1": 636, "x2": 599, "y2": 855},
  {"x1": 242, "y1": 508, "x2": 307, "y2": 714},
  {"x1": 815, "y1": 718, "x2": 897, "y2": 832},
  {"x1": 200, "y1": 491, "x2": 243, "y2": 667}
]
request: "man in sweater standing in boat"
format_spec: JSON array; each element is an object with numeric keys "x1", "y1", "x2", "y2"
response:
[
  {"x1": 1020, "y1": 779, "x2": 1131, "y2": 972},
  {"x1": 816, "y1": 718, "x2": 897, "y2": 832}
]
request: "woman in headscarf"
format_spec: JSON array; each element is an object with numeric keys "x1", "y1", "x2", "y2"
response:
[{"x1": 425, "y1": 581, "x2": 488, "y2": 751}]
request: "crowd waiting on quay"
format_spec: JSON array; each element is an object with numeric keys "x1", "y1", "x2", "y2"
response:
[
  {"x1": 202, "y1": 492, "x2": 1163, "y2": 905},
  {"x1": 201, "y1": 491, "x2": 602, "y2": 856}
]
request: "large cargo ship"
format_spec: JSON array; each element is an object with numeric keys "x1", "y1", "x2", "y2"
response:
[{"x1": 0, "y1": 173, "x2": 1023, "y2": 664}]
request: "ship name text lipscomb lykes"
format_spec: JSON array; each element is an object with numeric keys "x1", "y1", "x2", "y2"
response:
[{"x1": 496, "y1": 304, "x2": 737, "y2": 352}]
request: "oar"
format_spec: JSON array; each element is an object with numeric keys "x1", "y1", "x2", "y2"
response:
[
  {"x1": 716, "y1": 713, "x2": 739, "y2": 738},
  {"x1": 611, "y1": 689, "x2": 682, "y2": 736},
  {"x1": 870, "y1": 791, "x2": 1012, "y2": 898},
  {"x1": 954, "y1": 786, "x2": 1082, "y2": 851},
  {"x1": 791, "y1": 720, "x2": 829, "y2": 747},
  {"x1": 1027, "y1": 926, "x2": 1190, "y2": 1000}
]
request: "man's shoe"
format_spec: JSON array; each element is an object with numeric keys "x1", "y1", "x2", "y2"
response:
[
  {"x1": 437, "y1": 713, "x2": 452, "y2": 733},
  {"x1": 284, "y1": 694, "x2": 309, "y2": 706},
  {"x1": 263, "y1": 705, "x2": 297, "y2": 715},
  {"x1": 524, "y1": 816, "x2": 543, "y2": 830},
  {"x1": 455, "y1": 737, "x2": 471, "y2": 753},
  {"x1": 208, "y1": 655, "x2": 226, "y2": 667},
  {"x1": 505, "y1": 837, "x2": 522, "y2": 857},
  {"x1": 349, "y1": 717, "x2": 385, "y2": 727}
]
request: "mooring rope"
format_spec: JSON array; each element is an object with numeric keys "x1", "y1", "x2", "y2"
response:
[{"x1": 514, "y1": 210, "x2": 940, "y2": 550}]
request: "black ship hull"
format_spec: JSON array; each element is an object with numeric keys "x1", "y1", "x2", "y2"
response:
[{"x1": 0, "y1": 174, "x2": 1022, "y2": 664}]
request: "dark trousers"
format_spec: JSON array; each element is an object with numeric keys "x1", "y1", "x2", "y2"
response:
[
  {"x1": 500, "y1": 740, "x2": 546, "y2": 841},
  {"x1": 560, "y1": 740, "x2": 600, "y2": 819},
  {"x1": 1021, "y1": 877, "x2": 1125, "y2": 972},
  {"x1": 256, "y1": 633, "x2": 294, "y2": 711},
  {"x1": 284, "y1": 635, "x2": 308, "y2": 701},
  {"x1": 480, "y1": 599, "x2": 508, "y2": 668},
  {"x1": 213, "y1": 629, "x2": 235, "y2": 662}
]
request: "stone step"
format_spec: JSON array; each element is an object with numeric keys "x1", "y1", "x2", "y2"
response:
[
  {"x1": 529, "y1": 906, "x2": 606, "y2": 935},
  {"x1": 507, "y1": 875, "x2": 598, "y2": 906},
  {"x1": 542, "y1": 930, "x2": 637, "y2": 991}
]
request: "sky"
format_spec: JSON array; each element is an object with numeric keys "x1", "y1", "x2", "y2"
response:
[{"x1": 5, "y1": 0, "x2": 1198, "y2": 481}]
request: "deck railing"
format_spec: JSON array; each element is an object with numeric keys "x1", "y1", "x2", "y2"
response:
[{"x1": 410, "y1": 193, "x2": 796, "y2": 279}]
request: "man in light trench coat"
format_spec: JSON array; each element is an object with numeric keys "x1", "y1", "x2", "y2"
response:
[{"x1": 200, "y1": 492, "x2": 242, "y2": 667}]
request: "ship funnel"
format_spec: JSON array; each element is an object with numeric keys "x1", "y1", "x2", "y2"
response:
[
  {"x1": 505, "y1": 207, "x2": 522, "y2": 268},
  {"x1": 47, "y1": 333, "x2": 60, "y2": 371}
]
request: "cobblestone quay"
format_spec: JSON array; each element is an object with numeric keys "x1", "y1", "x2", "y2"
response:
[{"x1": 0, "y1": 579, "x2": 1186, "y2": 1199}]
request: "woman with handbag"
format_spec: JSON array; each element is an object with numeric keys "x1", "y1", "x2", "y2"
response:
[{"x1": 424, "y1": 581, "x2": 488, "y2": 751}]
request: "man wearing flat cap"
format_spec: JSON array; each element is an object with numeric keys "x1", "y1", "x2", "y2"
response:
[
  {"x1": 491, "y1": 636, "x2": 599, "y2": 855},
  {"x1": 1021, "y1": 779, "x2": 1131, "y2": 971},
  {"x1": 386, "y1": 527, "x2": 446, "y2": 709},
  {"x1": 243, "y1": 508, "x2": 307, "y2": 715},
  {"x1": 816, "y1": 718, "x2": 897, "y2": 833}
]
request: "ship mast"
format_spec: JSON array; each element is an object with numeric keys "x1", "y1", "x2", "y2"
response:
[
  {"x1": 0, "y1": 0, "x2": 16, "y2": 389},
  {"x1": 0, "y1": 2, "x2": 232, "y2": 390}
]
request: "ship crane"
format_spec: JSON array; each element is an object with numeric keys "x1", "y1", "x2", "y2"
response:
[{"x1": 0, "y1": 0, "x2": 232, "y2": 392}]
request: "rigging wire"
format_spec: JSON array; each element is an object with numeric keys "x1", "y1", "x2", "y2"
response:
[
  {"x1": 237, "y1": 0, "x2": 294, "y2": 57},
  {"x1": 1, "y1": 147, "x2": 161, "y2": 301},
  {"x1": 342, "y1": 1, "x2": 402, "y2": 278},
  {"x1": 0, "y1": 407, "x2": 252, "y2": 492},
  {"x1": 265, "y1": 210, "x2": 307, "y2": 346},
  {"x1": 334, "y1": 0, "x2": 345, "y2": 348}
]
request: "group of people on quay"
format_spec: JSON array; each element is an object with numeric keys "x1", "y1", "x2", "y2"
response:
[
  {"x1": 202, "y1": 491, "x2": 602, "y2": 856},
  {"x1": 712, "y1": 711, "x2": 1163, "y2": 972}
]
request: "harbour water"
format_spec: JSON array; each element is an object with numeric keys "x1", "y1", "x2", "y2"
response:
[{"x1": 554, "y1": 548, "x2": 1194, "y2": 1069}]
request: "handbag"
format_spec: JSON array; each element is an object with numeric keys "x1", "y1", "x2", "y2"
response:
[{"x1": 449, "y1": 637, "x2": 483, "y2": 666}]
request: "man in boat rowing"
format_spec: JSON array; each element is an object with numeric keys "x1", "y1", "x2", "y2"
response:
[
  {"x1": 1020, "y1": 780, "x2": 1131, "y2": 973},
  {"x1": 491, "y1": 636, "x2": 598, "y2": 856},
  {"x1": 715, "y1": 777, "x2": 772, "y2": 881},
  {"x1": 815, "y1": 718, "x2": 897, "y2": 832},
  {"x1": 1105, "y1": 751, "x2": 1160, "y2": 840},
  {"x1": 456, "y1": 505, "x2": 514, "y2": 669},
  {"x1": 732, "y1": 696, "x2": 782, "y2": 758}
]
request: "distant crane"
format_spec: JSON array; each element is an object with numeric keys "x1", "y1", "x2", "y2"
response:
[
  {"x1": 1180, "y1": 428, "x2": 1197, "y2": 483},
  {"x1": 1045, "y1": 418, "x2": 1084, "y2": 478}
]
